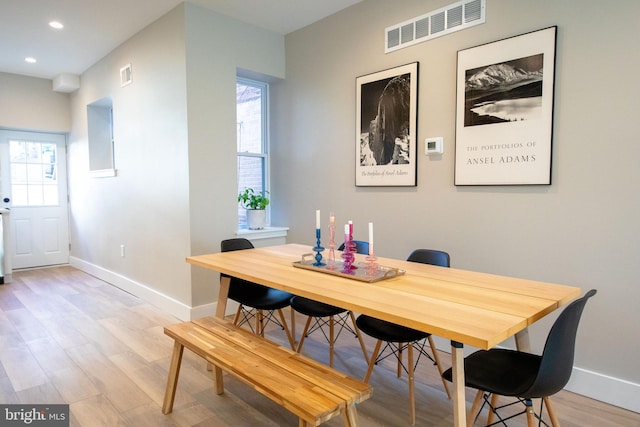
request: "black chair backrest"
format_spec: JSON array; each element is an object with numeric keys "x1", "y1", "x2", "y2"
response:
[
  {"x1": 406, "y1": 249, "x2": 450, "y2": 267},
  {"x1": 220, "y1": 238, "x2": 269, "y2": 299},
  {"x1": 337, "y1": 240, "x2": 370, "y2": 255},
  {"x1": 221, "y1": 238, "x2": 254, "y2": 252},
  {"x1": 524, "y1": 289, "x2": 597, "y2": 398}
]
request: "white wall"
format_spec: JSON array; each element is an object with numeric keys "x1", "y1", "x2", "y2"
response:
[
  {"x1": 272, "y1": 0, "x2": 640, "y2": 412},
  {"x1": 67, "y1": 5, "x2": 193, "y2": 315},
  {"x1": 67, "y1": 3, "x2": 285, "y2": 318},
  {"x1": 182, "y1": 4, "x2": 285, "y2": 307},
  {"x1": 0, "y1": 72, "x2": 70, "y2": 132}
]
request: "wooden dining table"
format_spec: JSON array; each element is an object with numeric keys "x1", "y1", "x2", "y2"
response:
[{"x1": 187, "y1": 243, "x2": 581, "y2": 427}]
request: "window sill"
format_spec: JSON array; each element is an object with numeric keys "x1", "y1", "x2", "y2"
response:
[
  {"x1": 89, "y1": 168, "x2": 117, "y2": 178},
  {"x1": 236, "y1": 226, "x2": 289, "y2": 240}
]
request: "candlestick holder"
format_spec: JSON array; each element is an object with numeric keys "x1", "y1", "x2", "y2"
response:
[
  {"x1": 327, "y1": 221, "x2": 336, "y2": 270},
  {"x1": 366, "y1": 246, "x2": 378, "y2": 276},
  {"x1": 341, "y1": 229, "x2": 357, "y2": 273},
  {"x1": 313, "y1": 228, "x2": 325, "y2": 267}
]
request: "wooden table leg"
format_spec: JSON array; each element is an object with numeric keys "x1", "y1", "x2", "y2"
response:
[
  {"x1": 162, "y1": 341, "x2": 184, "y2": 414},
  {"x1": 451, "y1": 341, "x2": 466, "y2": 427},
  {"x1": 515, "y1": 328, "x2": 531, "y2": 352},
  {"x1": 209, "y1": 276, "x2": 231, "y2": 376},
  {"x1": 215, "y1": 276, "x2": 231, "y2": 318}
]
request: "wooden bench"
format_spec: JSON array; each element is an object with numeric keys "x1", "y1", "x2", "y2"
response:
[{"x1": 162, "y1": 316, "x2": 372, "y2": 426}]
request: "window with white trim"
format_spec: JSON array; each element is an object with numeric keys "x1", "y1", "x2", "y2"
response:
[{"x1": 236, "y1": 78, "x2": 269, "y2": 228}]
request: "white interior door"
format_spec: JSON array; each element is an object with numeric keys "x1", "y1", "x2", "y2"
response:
[{"x1": 0, "y1": 130, "x2": 70, "y2": 269}]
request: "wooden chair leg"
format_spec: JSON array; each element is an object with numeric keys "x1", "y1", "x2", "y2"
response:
[
  {"x1": 291, "y1": 306, "x2": 296, "y2": 344},
  {"x1": 525, "y1": 399, "x2": 536, "y2": 427},
  {"x1": 364, "y1": 340, "x2": 383, "y2": 383},
  {"x1": 543, "y1": 397, "x2": 561, "y2": 427},
  {"x1": 467, "y1": 390, "x2": 484, "y2": 427},
  {"x1": 329, "y1": 315, "x2": 335, "y2": 367},
  {"x1": 348, "y1": 311, "x2": 369, "y2": 365},
  {"x1": 487, "y1": 393, "x2": 499, "y2": 425},
  {"x1": 427, "y1": 335, "x2": 452, "y2": 399},
  {"x1": 397, "y1": 342, "x2": 404, "y2": 378},
  {"x1": 257, "y1": 309, "x2": 264, "y2": 336},
  {"x1": 276, "y1": 309, "x2": 296, "y2": 350},
  {"x1": 296, "y1": 316, "x2": 313, "y2": 353},
  {"x1": 232, "y1": 304, "x2": 243, "y2": 325},
  {"x1": 162, "y1": 341, "x2": 184, "y2": 414},
  {"x1": 408, "y1": 344, "x2": 416, "y2": 425}
]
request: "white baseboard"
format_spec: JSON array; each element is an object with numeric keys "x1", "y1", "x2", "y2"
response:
[
  {"x1": 69, "y1": 256, "x2": 224, "y2": 321},
  {"x1": 566, "y1": 366, "x2": 640, "y2": 413},
  {"x1": 431, "y1": 336, "x2": 639, "y2": 414}
]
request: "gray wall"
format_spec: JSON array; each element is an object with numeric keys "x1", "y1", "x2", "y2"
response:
[{"x1": 272, "y1": 0, "x2": 640, "y2": 410}]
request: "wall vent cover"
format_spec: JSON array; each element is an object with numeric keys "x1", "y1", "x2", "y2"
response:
[
  {"x1": 385, "y1": 0, "x2": 485, "y2": 53},
  {"x1": 120, "y1": 64, "x2": 132, "y2": 87}
]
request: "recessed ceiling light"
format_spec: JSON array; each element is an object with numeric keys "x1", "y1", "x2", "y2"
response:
[
  {"x1": 49, "y1": 21, "x2": 64, "y2": 29},
  {"x1": 25, "y1": 57, "x2": 37, "y2": 63}
]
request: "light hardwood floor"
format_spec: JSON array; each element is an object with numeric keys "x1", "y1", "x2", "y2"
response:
[{"x1": 0, "y1": 266, "x2": 638, "y2": 426}]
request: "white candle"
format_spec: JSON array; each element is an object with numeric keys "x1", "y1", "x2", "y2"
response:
[
  {"x1": 368, "y1": 222, "x2": 374, "y2": 247},
  {"x1": 344, "y1": 224, "x2": 349, "y2": 235},
  {"x1": 316, "y1": 210, "x2": 321, "y2": 229},
  {"x1": 329, "y1": 212, "x2": 335, "y2": 225}
]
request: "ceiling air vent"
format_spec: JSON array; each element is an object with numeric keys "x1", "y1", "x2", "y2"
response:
[{"x1": 385, "y1": 0, "x2": 485, "y2": 53}]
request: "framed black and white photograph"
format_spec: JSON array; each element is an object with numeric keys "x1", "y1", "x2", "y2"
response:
[
  {"x1": 454, "y1": 26, "x2": 557, "y2": 185},
  {"x1": 356, "y1": 62, "x2": 418, "y2": 186}
]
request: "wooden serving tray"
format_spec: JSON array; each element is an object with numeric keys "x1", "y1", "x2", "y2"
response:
[{"x1": 292, "y1": 253, "x2": 405, "y2": 283}]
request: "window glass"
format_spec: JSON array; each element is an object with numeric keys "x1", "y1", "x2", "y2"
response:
[
  {"x1": 87, "y1": 97, "x2": 115, "y2": 173},
  {"x1": 9, "y1": 140, "x2": 58, "y2": 206},
  {"x1": 236, "y1": 78, "x2": 269, "y2": 228}
]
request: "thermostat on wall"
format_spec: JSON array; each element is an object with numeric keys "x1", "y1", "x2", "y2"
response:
[{"x1": 425, "y1": 137, "x2": 443, "y2": 155}]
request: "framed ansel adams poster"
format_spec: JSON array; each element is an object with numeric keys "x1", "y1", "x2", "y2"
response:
[
  {"x1": 356, "y1": 62, "x2": 418, "y2": 186},
  {"x1": 455, "y1": 27, "x2": 557, "y2": 185}
]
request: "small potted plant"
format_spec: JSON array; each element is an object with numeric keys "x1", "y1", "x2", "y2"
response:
[{"x1": 238, "y1": 187, "x2": 269, "y2": 230}]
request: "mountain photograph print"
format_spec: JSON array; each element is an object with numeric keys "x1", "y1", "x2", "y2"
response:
[
  {"x1": 464, "y1": 54, "x2": 543, "y2": 127},
  {"x1": 356, "y1": 62, "x2": 418, "y2": 187},
  {"x1": 455, "y1": 27, "x2": 557, "y2": 186}
]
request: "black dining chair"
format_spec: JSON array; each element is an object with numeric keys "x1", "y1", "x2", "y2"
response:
[
  {"x1": 289, "y1": 240, "x2": 370, "y2": 367},
  {"x1": 442, "y1": 289, "x2": 597, "y2": 427},
  {"x1": 220, "y1": 238, "x2": 295, "y2": 349},
  {"x1": 355, "y1": 249, "x2": 452, "y2": 425}
]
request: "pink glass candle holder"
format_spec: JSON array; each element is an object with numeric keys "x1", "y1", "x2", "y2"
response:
[
  {"x1": 366, "y1": 244, "x2": 378, "y2": 276},
  {"x1": 327, "y1": 219, "x2": 336, "y2": 270},
  {"x1": 341, "y1": 226, "x2": 357, "y2": 273}
]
